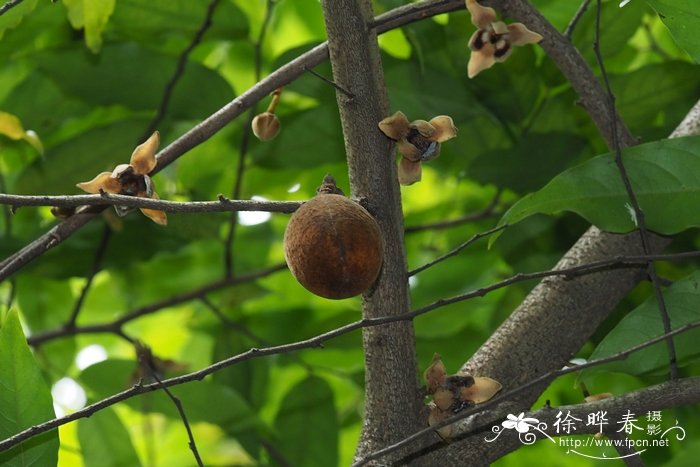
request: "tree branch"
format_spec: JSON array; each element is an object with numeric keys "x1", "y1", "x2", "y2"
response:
[
  {"x1": 0, "y1": 0, "x2": 23, "y2": 16},
  {"x1": 0, "y1": 0, "x2": 467, "y2": 284},
  {"x1": 320, "y1": 0, "x2": 424, "y2": 461},
  {"x1": 0, "y1": 193, "x2": 301, "y2": 214}
]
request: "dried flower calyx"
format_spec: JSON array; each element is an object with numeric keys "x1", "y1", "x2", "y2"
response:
[
  {"x1": 378, "y1": 111, "x2": 457, "y2": 185},
  {"x1": 76, "y1": 131, "x2": 167, "y2": 225},
  {"x1": 252, "y1": 87, "x2": 283, "y2": 141},
  {"x1": 466, "y1": 0, "x2": 543, "y2": 78},
  {"x1": 424, "y1": 353, "x2": 502, "y2": 439}
]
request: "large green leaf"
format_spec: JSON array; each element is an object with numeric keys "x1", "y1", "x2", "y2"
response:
[
  {"x1": 108, "y1": 0, "x2": 248, "y2": 42},
  {"x1": 582, "y1": 271, "x2": 700, "y2": 379},
  {"x1": 647, "y1": 0, "x2": 700, "y2": 63},
  {"x1": 493, "y1": 136, "x2": 700, "y2": 244},
  {"x1": 274, "y1": 376, "x2": 338, "y2": 467},
  {"x1": 0, "y1": 0, "x2": 38, "y2": 39},
  {"x1": 0, "y1": 309, "x2": 59, "y2": 466},
  {"x1": 78, "y1": 407, "x2": 142, "y2": 467},
  {"x1": 79, "y1": 359, "x2": 262, "y2": 434},
  {"x1": 469, "y1": 132, "x2": 588, "y2": 194},
  {"x1": 34, "y1": 42, "x2": 234, "y2": 120}
]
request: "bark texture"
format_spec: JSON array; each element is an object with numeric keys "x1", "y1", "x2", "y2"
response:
[{"x1": 320, "y1": 0, "x2": 425, "y2": 462}]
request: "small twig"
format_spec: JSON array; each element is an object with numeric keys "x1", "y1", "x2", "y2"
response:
[
  {"x1": 352, "y1": 320, "x2": 700, "y2": 467},
  {"x1": 303, "y1": 66, "x2": 355, "y2": 99},
  {"x1": 27, "y1": 263, "x2": 287, "y2": 347},
  {"x1": 593, "y1": 0, "x2": 678, "y2": 380},
  {"x1": 140, "y1": 0, "x2": 222, "y2": 141},
  {"x1": 0, "y1": 192, "x2": 301, "y2": 214},
  {"x1": 224, "y1": 0, "x2": 277, "y2": 278},
  {"x1": 141, "y1": 357, "x2": 204, "y2": 467},
  {"x1": 5, "y1": 314, "x2": 700, "y2": 456},
  {"x1": 564, "y1": 0, "x2": 592, "y2": 39},
  {"x1": 66, "y1": 224, "x2": 112, "y2": 327},
  {"x1": 408, "y1": 224, "x2": 507, "y2": 277},
  {"x1": 26, "y1": 251, "x2": 700, "y2": 348},
  {"x1": 0, "y1": 0, "x2": 23, "y2": 16},
  {"x1": 404, "y1": 190, "x2": 502, "y2": 234}
]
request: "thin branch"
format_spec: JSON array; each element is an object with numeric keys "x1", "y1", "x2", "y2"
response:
[
  {"x1": 303, "y1": 66, "x2": 355, "y2": 99},
  {"x1": 224, "y1": 0, "x2": 276, "y2": 277},
  {"x1": 564, "y1": 0, "x2": 591, "y2": 39},
  {"x1": 407, "y1": 224, "x2": 507, "y2": 277},
  {"x1": 0, "y1": 0, "x2": 467, "y2": 283},
  {"x1": 0, "y1": 0, "x2": 23, "y2": 16},
  {"x1": 0, "y1": 192, "x2": 301, "y2": 214},
  {"x1": 593, "y1": 0, "x2": 678, "y2": 379},
  {"x1": 140, "y1": 0, "x2": 222, "y2": 141},
  {"x1": 66, "y1": 224, "x2": 111, "y2": 327},
  {"x1": 404, "y1": 189, "x2": 502, "y2": 234},
  {"x1": 5, "y1": 276, "x2": 700, "y2": 455},
  {"x1": 142, "y1": 358, "x2": 204, "y2": 467},
  {"x1": 27, "y1": 263, "x2": 287, "y2": 347},
  {"x1": 353, "y1": 320, "x2": 700, "y2": 467}
]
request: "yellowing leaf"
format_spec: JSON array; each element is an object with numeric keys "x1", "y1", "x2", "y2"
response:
[
  {"x1": 0, "y1": 111, "x2": 43, "y2": 154},
  {"x1": 63, "y1": 0, "x2": 116, "y2": 53},
  {"x1": 0, "y1": 111, "x2": 25, "y2": 140}
]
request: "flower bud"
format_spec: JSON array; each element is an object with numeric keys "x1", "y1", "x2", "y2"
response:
[{"x1": 252, "y1": 112, "x2": 280, "y2": 141}]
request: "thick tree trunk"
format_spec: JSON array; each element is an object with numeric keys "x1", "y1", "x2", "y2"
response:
[{"x1": 319, "y1": 0, "x2": 425, "y2": 462}]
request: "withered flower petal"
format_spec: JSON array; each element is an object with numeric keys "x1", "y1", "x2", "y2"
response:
[
  {"x1": 468, "y1": 46, "x2": 497, "y2": 78},
  {"x1": 130, "y1": 131, "x2": 159, "y2": 175},
  {"x1": 76, "y1": 172, "x2": 122, "y2": 194},
  {"x1": 378, "y1": 111, "x2": 411, "y2": 141},
  {"x1": 398, "y1": 157, "x2": 422, "y2": 185},
  {"x1": 428, "y1": 116, "x2": 458, "y2": 143},
  {"x1": 139, "y1": 191, "x2": 167, "y2": 226},
  {"x1": 397, "y1": 139, "x2": 424, "y2": 162},
  {"x1": 410, "y1": 120, "x2": 436, "y2": 139},
  {"x1": 466, "y1": 0, "x2": 496, "y2": 29},
  {"x1": 508, "y1": 22, "x2": 544, "y2": 46},
  {"x1": 459, "y1": 376, "x2": 502, "y2": 404},
  {"x1": 424, "y1": 353, "x2": 448, "y2": 393}
]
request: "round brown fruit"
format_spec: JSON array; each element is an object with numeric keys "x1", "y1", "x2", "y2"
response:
[{"x1": 283, "y1": 193, "x2": 383, "y2": 299}]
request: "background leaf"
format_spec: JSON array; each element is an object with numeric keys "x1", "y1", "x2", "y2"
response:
[
  {"x1": 0, "y1": 309, "x2": 59, "y2": 466},
  {"x1": 494, "y1": 135, "x2": 700, "y2": 244},
  {"x1": 646, "y1": 0, "x2": 700, "y2": 63},
  {"x1": 274, "y1": 376, "x2": 339, "y2": 467},
  {"x1": 582, "y1": 271, "x2": 700, "y2": 380},
  {"x1": 77, "y1": 407, "x2": 142, "y2": 467}
]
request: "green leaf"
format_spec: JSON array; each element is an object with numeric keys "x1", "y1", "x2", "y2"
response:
[
  {"x1": 78, "y1": 407, "x2": 142, "y2": 467},
  {"x1": 79, "y1": 360, "x2": 262, "y2": 434},
  {"x1": 647, "y1": 0, "x2": 700, "y2": 63},
  {"x1": 250, "y1": 104, "x2": 344, "y2": 169},
  {"x1": 582, "y1": 271, "x2": 700, "y2": 379},
  {"x1": 0, "y1": 0, "x2": 38, "y2": 40},
  {"x1": 274, "y1": 376, "x2": 338, "y2": 467},
  {"x1": 0, "y1": 111, "x2": 43, "y2": 154},
  {"x1": 0, "y1": 309, "x2": 59, "y2": 466},
  {"x1": 469, "y1": 132, "x2": 588, "y2": 194},
  {"x1": 34, "y1": 42, "x2": 234, "y2": 120},
  {"x1": 492, "y1": 136, "x2": 700, "y2": 245},
  {"x1": 63, "y1": 0, "x2": 116, "y2": 53},
  {"x1": 109, "y1": 0, "x2": 248, "y2": 42}
]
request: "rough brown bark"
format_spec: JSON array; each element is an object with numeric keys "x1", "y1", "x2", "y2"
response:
[{"x1": 319, "y1": 0, "x2": 425, "y2": 462}]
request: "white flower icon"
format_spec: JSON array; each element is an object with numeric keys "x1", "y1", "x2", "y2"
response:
[{"x1": 502, "y1": 413, "x2": 540, "y2": 433}]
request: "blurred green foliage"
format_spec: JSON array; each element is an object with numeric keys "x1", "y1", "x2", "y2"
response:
[{"x1": 0, "y1": 0, "x2": 699, "y2": 466}]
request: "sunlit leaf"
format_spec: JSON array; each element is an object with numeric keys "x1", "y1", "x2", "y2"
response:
[
  {"x1": 0, "y1": 0, "x2": 38, "y2": 40},
  {"x1": 582, "y1": 271, "x2": 700, "y2": 379},
  {"x1": 646, "y1": 0, "x2": 700, "y2": 63},
  {"x1": 493, "y1": 136, "x2": 700, "y2": 245},
  {"x1": 78, "y1": 407, "x2": 142, "y2": 467},
  {"x1": 0, "y1": 309, "x2": 59, "y2": 466},
  {"x1": 63, "y1": 0, "x2": 116, "y2": 53}
]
